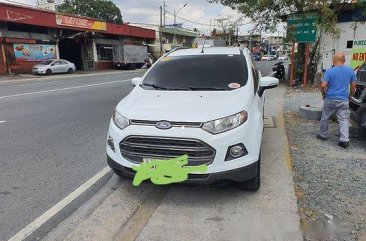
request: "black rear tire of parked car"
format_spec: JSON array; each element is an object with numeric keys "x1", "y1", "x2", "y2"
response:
[
  {"x1": 68, "y1": 68, "x2": 73, "y2": 74},
  {"x1": 46, "y1": 69, "x2": 52, "y2": 75},
  {"x1": 238, "y1": 154, "x2": 261, "y2": 191}
]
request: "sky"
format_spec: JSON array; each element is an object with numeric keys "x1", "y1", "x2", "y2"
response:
[{"x1": 0, "y1": 0, "x2": 283, "y2": 36}]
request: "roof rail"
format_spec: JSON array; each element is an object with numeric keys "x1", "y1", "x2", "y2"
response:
[{"x1": 168, "y1": 47, "x2": 189, "y2": 54}]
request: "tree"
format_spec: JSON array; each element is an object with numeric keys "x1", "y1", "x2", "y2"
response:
[
  {"x1": 57, "y1": 0, "x2": 123, "y2": 24},
  {"x1": 211, "y1": 0, "x2": 366, "y2": 85}
]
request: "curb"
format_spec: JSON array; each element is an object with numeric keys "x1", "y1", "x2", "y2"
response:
[
  {"x1": 8, "y1": 169, "x2": 113, "y2": 241},
  {"x1": 0, "y1": 70, "x2": 145, "y2": 85}
]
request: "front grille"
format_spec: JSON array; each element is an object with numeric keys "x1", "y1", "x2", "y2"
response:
[
  {"x1": 120, "y1": 136, "x2": 215, "y2": 166},
  {"x1": 130, "y1": 120, "x2": 202, "y2": 128}
]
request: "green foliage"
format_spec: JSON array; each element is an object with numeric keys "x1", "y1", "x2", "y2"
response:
[
  {"x1": 57, "y1": 0, "x2": 123, "y2": 24},
  {"x1": 211, "y1": 0, "x2": 349, "y2": 35},
  {"x1": 211, "y1": 0, "x2": 366, "y2": 85}
]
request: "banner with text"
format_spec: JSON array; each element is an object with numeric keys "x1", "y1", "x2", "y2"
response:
[
  {"x1": 351, "y1": 40, "x2": 366, "y2": 70},
  {"x1": 56, "y1": 14, "x2": 106, "y2": 31}
]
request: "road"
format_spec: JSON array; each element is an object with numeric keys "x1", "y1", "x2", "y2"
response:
[
  {"x1": 0, "y1": 61, "x2": 283, "y2": 241},
  {"x1": 0, "y1": 71, "x2": 143, "y2": 241}
]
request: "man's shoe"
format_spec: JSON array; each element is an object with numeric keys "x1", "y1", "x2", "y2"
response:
[
  {"x1": 316, "y1": 134, "x2": 327, "y2": 141},
  {"x1": 338, "y1": 141, "x2": 349, "y2": 148}
]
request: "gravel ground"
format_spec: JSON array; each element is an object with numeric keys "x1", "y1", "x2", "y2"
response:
[{"x1": 284, "y1": 88, "x2": 366, "y2": 241}]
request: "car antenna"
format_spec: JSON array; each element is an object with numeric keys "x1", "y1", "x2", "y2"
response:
[{"x1": 201, "y1": 40, "x2": 205, "y2": 53}]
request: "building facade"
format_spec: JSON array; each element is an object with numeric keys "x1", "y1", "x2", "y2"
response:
[
  {"x1": 132, "y1": 24, "x2": 198, "y2": 60},
  {"x1": 0, "y1": 2, "x2": 155, "y2": 74},
  {"x1": 318, "y1": 5, "x2": 366, "y2": 70}
]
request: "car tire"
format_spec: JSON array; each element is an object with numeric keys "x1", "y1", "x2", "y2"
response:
[
  {"x1": 46, "y1": 69, "x2": 52, "y2": 75},
  {"x1": 67, "y1": 68, "x2": 73, "y2": 74},
  {"x1": 238, "y1": 153, "x2": 261, "y2": 191}
]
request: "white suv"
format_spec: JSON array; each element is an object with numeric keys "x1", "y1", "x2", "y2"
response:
[{"x1": 106, "y1": 47, "x2": 278, "y2": 191}]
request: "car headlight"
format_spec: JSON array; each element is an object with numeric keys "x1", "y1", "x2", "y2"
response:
[
  {"x1": 113, "y1": 110, "x2": 129, "y2": 130},
  {"x1": 202, "y1": 111, "x2": 248, "y2": 134}
]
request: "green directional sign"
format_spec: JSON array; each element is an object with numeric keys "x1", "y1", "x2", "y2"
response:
[{"x1": 288, "y1": 13, "x2": 318, "y2": 43}]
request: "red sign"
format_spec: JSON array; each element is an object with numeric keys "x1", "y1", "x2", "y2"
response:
[{"x1": 55, "y1": 14, "x2": 106, "y2": 31}]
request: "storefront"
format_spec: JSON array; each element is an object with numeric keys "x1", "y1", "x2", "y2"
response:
[{"x1": 0, "y1": 2, "x2": 155, "y2": 74}]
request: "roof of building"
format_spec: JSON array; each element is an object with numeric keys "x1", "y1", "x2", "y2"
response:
[
  {"x1": 160, "y1": 26, "x2": 197, "y2": 38},
  {"x1": 0, "y1": 2, "x2": 155, "y2": 39}
]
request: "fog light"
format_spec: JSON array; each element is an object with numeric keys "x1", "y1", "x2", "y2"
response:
[
  {"x1": 230, "y1": 145, "x2": 244, "y2": 158},
  {"x1": 107, "y1": 136, "x2": 115, "y2": 152},
  {"x1": 225, "y1": 143, "x2": 248, "y2": 161}
]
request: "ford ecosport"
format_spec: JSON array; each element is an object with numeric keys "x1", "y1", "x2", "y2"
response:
[{"x1": 106, "y1": 47, "x2": 279, "y2": 191}]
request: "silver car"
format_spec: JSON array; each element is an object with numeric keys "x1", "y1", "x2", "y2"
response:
[{"x1": 33, "y1": 59, "x2": 76, "y2": 75}]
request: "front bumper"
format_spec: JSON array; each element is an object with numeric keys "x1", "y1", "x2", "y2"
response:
[
  {"x1": 32, "y1": 69, "x2": 47, "y2": 74},
  {"x1": 107, "y1": 155, "x2": 259, "y2": 185}
]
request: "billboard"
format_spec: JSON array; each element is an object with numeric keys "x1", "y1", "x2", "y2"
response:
[
  {"x1": 351, "y1": 40, "x2": 366, "y2": 70},
  {"x1": 13, "y1": 44, "x2": 57, "y2": 62}
]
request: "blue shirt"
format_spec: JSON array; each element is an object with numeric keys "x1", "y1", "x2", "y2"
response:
[{"x1": 323, "y1": 65, "x2": 356, "y2": 101}]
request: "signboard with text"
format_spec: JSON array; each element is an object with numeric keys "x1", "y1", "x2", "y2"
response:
[
  {"x1": 288, "y1": 14, "x2": 318, "y2": 43},
  {"x1": 56, "y1": 14, "x2": 106, "y2": 31},
  {"x1": 351, "y1": 40, "x2": 366, "y2": 70},
  {"x1": 13, "y1": 44, "x2": 56, "y2": 62}
]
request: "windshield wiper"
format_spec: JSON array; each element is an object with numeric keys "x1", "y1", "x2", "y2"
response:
[
  {"x1": 140, "y1": 83, "x2": 168, "y2": 90},
  {"x1": 187, "y1": 86, "x2": 227, "y2": 91}
]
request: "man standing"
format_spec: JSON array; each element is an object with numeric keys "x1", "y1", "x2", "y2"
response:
[{"x1": 317, "y1": 52, "x2": 357, "y2": 148}]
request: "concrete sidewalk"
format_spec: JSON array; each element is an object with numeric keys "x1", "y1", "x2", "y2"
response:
[{"x1": 44, "y1": 84, "x2": 302, "y2": 241}]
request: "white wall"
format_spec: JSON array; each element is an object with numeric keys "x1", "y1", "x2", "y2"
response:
[{"x1": 319, "y1": 21, "x2": 366, "y2": 70}]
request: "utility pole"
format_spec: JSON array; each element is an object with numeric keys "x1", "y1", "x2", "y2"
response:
[
  {"x1": 163, "y1": 1, "x2": 166, "y2": 26},
  {"x1": 160, "y1": 6, "x2": 163, "y2": 56}
]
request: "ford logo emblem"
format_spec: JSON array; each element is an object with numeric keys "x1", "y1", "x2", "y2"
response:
[{"x1": 156, "y1": 121, "x2": 172, "y2": 130}]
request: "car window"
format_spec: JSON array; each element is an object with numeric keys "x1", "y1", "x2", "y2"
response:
[
  {"x1": 52, "y1": 61, "x2": 61, "y2": 66},
  {"x1": 143, "y1": 55, "x2": 249, "y2": 91},
  {"x1": 60, "y1": 61, "x2": 69, "y2": 65},
  {"x1": 40, "y1": 60, "x2": 53, "y2": 65}
]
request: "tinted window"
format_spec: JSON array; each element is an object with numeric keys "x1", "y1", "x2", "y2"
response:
[
  {"x1": 143, "y1": 55, "x2": 248, "y2": 90},
  {"x1": 40, "y1": 60, "x2": 53, "y2": 65},
  {"x1": 61, "y1": 61, "x2": 69, "y2": 65}
]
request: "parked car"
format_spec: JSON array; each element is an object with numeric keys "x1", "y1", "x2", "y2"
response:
[
  {"x1": 278, "y1": 55, "x2": 289, "y2": 60},
  {"x1": 261, "y1": 55, "x2": 277, "y2": 61},
  {"x1": 106, "y1": 47, "x2": 279, "y2": 191},
  {"x1": 350, "y1": 62, "x2": 366, "y2": 128},
  {"x1": 32, "y1": 59, "x2": 76, "y2": 75}
]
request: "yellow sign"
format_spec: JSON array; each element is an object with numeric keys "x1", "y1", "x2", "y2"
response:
[
  {"x1": 351, "y1": 40, "x2": 366, "y2": 70},
  {"x1": 55, "y1": 14, "x2": 106, "y2": 31}
]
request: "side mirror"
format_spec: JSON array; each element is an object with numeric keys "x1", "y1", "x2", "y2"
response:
[
  {"x1": 258, "y1": 76, "x2": 279, "y2": 97},
  {"x1": 51, "y1": 63, "x2": 55, "y2": 66},
  {"x1": 131, "y1": 77, "x2": 143, "y2": 87}
]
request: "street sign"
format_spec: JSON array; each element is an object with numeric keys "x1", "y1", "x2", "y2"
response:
[{"x1": 288, "y1": 14, "x2": 318, "y2": 43}]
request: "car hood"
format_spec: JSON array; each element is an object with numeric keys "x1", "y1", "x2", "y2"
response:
[{"x1": 116, "y1": 86, "x2": 253, "y2": 122}]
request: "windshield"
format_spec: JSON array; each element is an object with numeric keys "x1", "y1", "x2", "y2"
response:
[
  {"x1": 142, "y1": 55, "x2": 248, "y2": 91},
  {"x1": 39, "y1": 60, "x2": 54, "y2": 65}
]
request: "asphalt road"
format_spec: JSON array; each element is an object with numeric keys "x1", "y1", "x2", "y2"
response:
[
  {"x1": 0, "y1": 62, "x2": 282, "y2": 241},
  {"x1": 0, "y1": 71, "x2": 143, "y2": 241}
]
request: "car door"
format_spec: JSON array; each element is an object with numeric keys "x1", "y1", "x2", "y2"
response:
[
  {"x1": 50, "y1": 61, "x2": 61, "y2": 73},
  {"x1": 60, "y1": 60, "x2": 69, "y2": 73}
]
